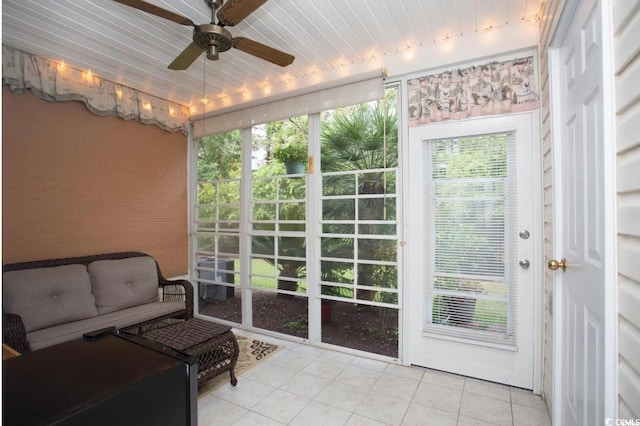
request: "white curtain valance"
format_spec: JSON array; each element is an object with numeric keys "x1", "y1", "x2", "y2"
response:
[
  {"x1": 193, "y1": 69, "x2": 387, "y2": 138},
  {"x1": 2, "y1": 45, "x2": 190, "y2": 133}
]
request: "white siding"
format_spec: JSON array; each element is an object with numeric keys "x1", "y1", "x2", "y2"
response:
[
  {"x1": 614, "y1": 0, "x2": 640, "y2": 419},
  {"x1": 537, "y1": 0, "x2": 565, "y2": 418}
]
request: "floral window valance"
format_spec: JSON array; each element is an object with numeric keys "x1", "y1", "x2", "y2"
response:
[
  {"x1": 408, "y1": 55, "x2": 538, "y2": 127},
  {"x1": 2, "y1": 45, "x2": 190, "y2": 133}
]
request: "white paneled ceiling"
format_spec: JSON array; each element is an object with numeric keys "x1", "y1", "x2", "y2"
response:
[{"x1": 2, "y1": 0, "x2": 541, "y2": 115}]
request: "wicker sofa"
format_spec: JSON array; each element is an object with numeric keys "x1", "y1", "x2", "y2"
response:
[{"x1": 2, "y1": 251, "x2": 193, "y2": 353}]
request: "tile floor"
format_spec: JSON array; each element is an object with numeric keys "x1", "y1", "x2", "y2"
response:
[{"x1": 198, "y1": 330, "x2": 551, "y2": 426}]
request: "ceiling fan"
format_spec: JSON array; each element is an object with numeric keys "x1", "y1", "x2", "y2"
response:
[{"x1": 114, "y1": 0, "x2": 295, "y2": 70}]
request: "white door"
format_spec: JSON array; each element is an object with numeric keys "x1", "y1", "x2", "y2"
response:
[
  {"x1": 405, "y1": 114, "x2": 540, "y2": 389},
  {"x1": 549, "y1": 0, "x2": 615, "y2": 423}
]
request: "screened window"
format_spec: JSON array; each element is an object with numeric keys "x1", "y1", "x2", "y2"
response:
[{"x1": 194, "y1": 130, "x2": 242, "y2": 323}]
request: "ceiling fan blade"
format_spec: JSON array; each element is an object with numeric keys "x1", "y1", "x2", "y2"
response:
[
  {"x1": 113, "y1": 0, "x2": 194, "y2": 26},
  {"x1": 233, "y1": 37, "x2": 294, "y2": 67},
  {"x1": 217, "y1": 0, "x2": 268, "y2": 26},
  {"x1": 168, "y1": 43, "x2": 205, "y2": 70}
]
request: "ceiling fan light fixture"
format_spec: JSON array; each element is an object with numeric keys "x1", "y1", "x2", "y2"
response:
[{"x1": 207, "y1": 44, "x2": 219, "y2": 61}]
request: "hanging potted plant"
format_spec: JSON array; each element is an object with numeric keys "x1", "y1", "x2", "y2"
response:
[{"x1": 274, "y1": 142, "x2": 307, "y2": 174}]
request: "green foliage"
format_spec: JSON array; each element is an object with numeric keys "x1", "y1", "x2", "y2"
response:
[
  {"x1": 273, "y1": 142, "x2": 308, "y2": 164},
  {"x1": 197, "y1": 130, "x2": 242, "y2": 208},
  {"x1": 320, "y1": 96, "x2": 398, "y2": 173},
  {"x1": 197, "y1": 130, "x2": 242, "y2": 181}
]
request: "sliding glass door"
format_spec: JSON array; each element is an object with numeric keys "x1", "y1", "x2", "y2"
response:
[{"x1": 318, "y1": 90, "x2": 400, "y2": 356}]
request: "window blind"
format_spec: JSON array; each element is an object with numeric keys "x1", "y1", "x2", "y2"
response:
[
  {"x1": 192, "y1": 69, "x2": 386, "y2": 138},
  {"x1": 424, "y1": 132, "x2": 518, "y2": 346}
]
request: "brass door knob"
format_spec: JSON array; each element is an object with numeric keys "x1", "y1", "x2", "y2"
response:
[{"x1": 548, "y1": 258, "x2": 567, "y2": 271}]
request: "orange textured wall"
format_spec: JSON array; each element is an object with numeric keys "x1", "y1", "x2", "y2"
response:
[{"x1": 2, "y1": 87, "x2": 188, "y2": 277}]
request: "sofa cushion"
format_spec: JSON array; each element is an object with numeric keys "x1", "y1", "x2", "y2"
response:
[
  {"x1": 3, "y1": 264, "x2": 98, "y2": 333},
  {"x1": 89, "y1": 256, "x2": 159, "y2": 314},
  {"x1": 26, "y1": 301, "x2": 185, "y2": 351}
]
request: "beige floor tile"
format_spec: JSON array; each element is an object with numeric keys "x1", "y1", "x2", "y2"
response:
[
  {"x1": 335, "y1": 365, "x2": 382, "y2": 389},
  {"x1": 421, "y1": 369, "x2": 466, "y2": 391},
  {"x1": 231, "y1": 410, "x2": 285, "y2": 426},
  {"x1": 316, "y1": 381, "x2": 369, "y2": 412},
  {"x1": 291, "y1": 343, "x2": 329, "y2": 358},
  {"x1": 321, "y1": 350, "x2": 357, "y2": 365},
  {"x1": 512, "y1": 403, "x2": 551, "y2": 426},
  {"x1": 290, "y1": 401, "x2": 352, "y2": 426},
  {"x1": 246, "y1": 363, "x2": 298, "y2": 388},
  {"x1": 302, "y1": 357, "x2": 347, "y2": 380},
  {"x1": 412, "y1": 381, "x2": 463, "y2": 414},
  {"x1": 280, "y1": 371, "x2": 331, "y2": 398},
  {"x1": 457, "y1": 415, "x2": 500, "y2": 425},
  {"x1": 510, "y1": 388, "x2": 548, "y2": 410},
  {"x1": 371, "y1": 373, "x2": 420, "y2": 401},
  {"x1": 198, "y1": 397, "x2": 247, "y2": 426},
  {"x1": 217, "y1": 377, "x2": 275, "y2": 409},
  {"x1": 463, "y1": 379, "x2": 511, "y2": 402},
  {"x1": 351, "y1": 356, "x2": 389, "y2": 372},
  {"x1": 459, "y1": 392, "x2": 512, "y2": 426},
  {"x1": 198, "y1": 332, "x2": 554, "y2": 426},
  {"x1": 269, "y1": 350, "x2": 317, "y2": 371},
  {"x1": 401, "y1": 402, "x2": 458, "y2": 426},
  {"x1": 345, "y1": 414, "x2": 388, "y2": 425},
  {"x1": 385, "y1": 363, "x2": 426, "y2": 381},
  {"x1": 355, "y1": 391, "x2": 412, "y2": 426},
  {"x1": 251, "y1": 389, "x2": 311, "y2": 424}
]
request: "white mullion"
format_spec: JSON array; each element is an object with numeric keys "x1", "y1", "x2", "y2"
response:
[
  {"x1": 353, "y1": 172, "x2": 360, "y2": 302},
  {"x1": 240, "y1": 127, "x2": 253, "y2": 328},
  {"x1": 273, "y1": 177, "x2": 280, "y2": 285},
  {"x1": 308, "y1": 112, "x2": 322, "y2": 342},
  {"x1": 505, "y1": 131, "x2": 518, "y2": 337}
]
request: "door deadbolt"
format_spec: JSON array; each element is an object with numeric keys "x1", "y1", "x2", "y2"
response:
[
  {"x1": 519, "y1": 230, "x2": 530, "y2": 240},
  {"x1": 519, "y1": 258, "x2": 530, "y2": 269}
]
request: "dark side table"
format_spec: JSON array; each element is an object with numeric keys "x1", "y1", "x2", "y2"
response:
[{"x1": 3, "y1": 332, "x2": 197, "y2": 426}]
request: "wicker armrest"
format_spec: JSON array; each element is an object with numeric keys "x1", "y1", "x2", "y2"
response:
[
  {"x1": 3, "y1": 312, "x2": 30, "y2": 353},
  {"x1": 159, "y1": 278, "x2": 194, "y2": 320}
]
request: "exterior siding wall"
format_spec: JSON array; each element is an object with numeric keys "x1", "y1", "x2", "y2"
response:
[
  {"x1": 613, "y1": 0, "x2": 640, "y2": 419},
  {"x1": 537, "y1": 0, "x2": 565, "y2": 417}
]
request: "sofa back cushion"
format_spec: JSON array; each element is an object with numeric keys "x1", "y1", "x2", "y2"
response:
[
  {"x1": 88, "y1": 256, "x2": 159, "y2": 314},
  {"x1": 3, "y1": 264, "x2": 99, "y2": 332}
]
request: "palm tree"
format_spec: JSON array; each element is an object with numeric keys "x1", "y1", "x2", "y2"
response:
[{"x1": 320, "y1": 90, "x2": 399, "y2": 302}]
